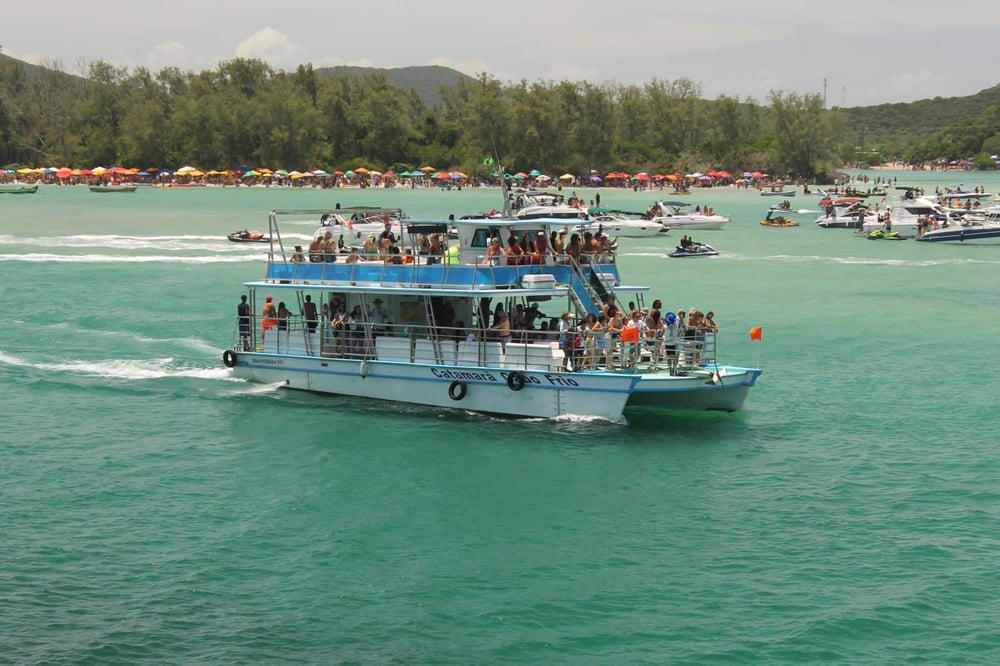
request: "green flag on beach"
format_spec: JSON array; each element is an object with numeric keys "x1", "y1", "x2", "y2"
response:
[{"x1": 481, "y1": 156, "x2": 494, "y2": 166}]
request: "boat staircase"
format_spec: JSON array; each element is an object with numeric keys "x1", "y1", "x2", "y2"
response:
[{"x1": 565, "y1": 261, "x2": 620, "y2": 315}]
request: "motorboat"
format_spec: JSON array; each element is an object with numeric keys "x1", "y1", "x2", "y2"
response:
[
  {"x1": 648, "y1": 201, "x2": 730, "y2": 230},
  {"x1": 574, "y1": 212, "x2": 665, "y2": 238},
  {"x1": 89, "y1": 184, "x2": 137, "y2": 193},
  {"x1": 220, "y1": 190, "x2": 762, "y2": 420},
  {"x1": 860, "y1": 196, "x2": 949, "y2": 239},
  {"x1": 228, "y1": 229, "x2": 271, "y2": 243},
  {"x1": 761, "y1": 190, "x2": 795, "y2": 197},
  {"x1": 914, "y1": 219, "x2": 1000, "y2": 244},
  {"x1": 668, "y1": 242, "x2": 718, "y2": 258},
  {"x1": 0, "y1": 183, "x2": 38, "y2": 194},
  {"x1": 313, "y1": 206, "x2": 409, "y2": 242},
  {"x1": 815, "y1": 198, "x2": 878, "y2": 229},
  {"x1": 513, "y1": 190, "x2": 589, "y2": 220}
]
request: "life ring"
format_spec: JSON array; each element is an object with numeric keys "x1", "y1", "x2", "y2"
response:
[
  {"x1": 506, "y1": 371, "x2": 526, "y2": 392},
  {"x1": 448, "y1": 380, "x2": 467, "y2": 401},
  {"x1": 222, "y1": 349, "x2": 237, "y2": 368}
]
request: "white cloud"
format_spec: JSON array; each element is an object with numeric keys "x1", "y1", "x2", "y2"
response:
[{"x1": 235, "y1": 28, "x2": 303, "y2": 69}]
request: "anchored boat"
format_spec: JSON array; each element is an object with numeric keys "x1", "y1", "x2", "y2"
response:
[{"x1": 220, "y1": 203, "x2": 761, "y2": 421}]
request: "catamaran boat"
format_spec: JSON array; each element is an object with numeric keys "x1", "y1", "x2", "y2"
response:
[
  {"x1": 220, "y1": 207, "x2": 762, "y2": 421},
  {"x1": 648, "y1": 201, "x2": 730, "y2": 230}
]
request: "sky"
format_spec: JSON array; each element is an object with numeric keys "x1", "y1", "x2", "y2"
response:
[{"x1": 5, "y1": 0, "x2": 999, "y2": 107}]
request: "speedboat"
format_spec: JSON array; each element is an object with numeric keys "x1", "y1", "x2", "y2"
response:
[
  {"x1": 219, "y1": 190, "x2": 761, "y2": 421},
  {"x1": 313, "y1": 206, "x2": 408, "y2": 241},
  {"x1": 0, "y1": 183, "x2": 38, "y2": 194},
  {"x1": 649, "y1": 201, "x2": 730, "y2": 230},
  {"x1": 915, "y1": 219, "x2": 1000, "y2": 244},
  {"x1": 860, "y1": 196, "x2": 950, "y2": 239},
  {"x1": 668, "y1": 243, "x2": 718, "y2": 258},
  {"x1": 574, "y1": 212, "x2": 665, "y2": 238},
  {"x1": 513, "y1": 191, "x2": 589, "y2": 220},
  {"x1": 228, "y1": 229, "x2": 271, "y2": 243},
  {"x1": 89, "y1": 184, "x2": 137, "y2": 193},
  {"x1": 815, "y1": 198, "x2": 878, "y2": 229}
]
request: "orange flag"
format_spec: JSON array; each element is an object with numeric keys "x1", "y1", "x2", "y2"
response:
[{"x1": 749, "y1": 326, "x2": 763, "y2": 342}]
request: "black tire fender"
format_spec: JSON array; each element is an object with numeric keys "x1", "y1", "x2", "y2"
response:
[
  {"x1": 222, "y1": 349, "x2": 237, "y2": 368},
  {"x1": 448, "y1": 380, "x2": 467, "y2": 401},
  {"x1": 506, "y1": 371, "x2": 526, "y2": 392}
]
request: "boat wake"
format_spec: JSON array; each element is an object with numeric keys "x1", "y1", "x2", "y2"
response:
[
  {"x1": 0, "y1": 350, "x2": 240, "y2": 382},
  {"x1": 0, "y1": 253, "x2": 266, "y2": 264}
]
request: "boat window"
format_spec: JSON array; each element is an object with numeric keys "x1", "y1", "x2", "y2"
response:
[{"x1": 471, "y1": 227, "x2": 503, "y2": 248}]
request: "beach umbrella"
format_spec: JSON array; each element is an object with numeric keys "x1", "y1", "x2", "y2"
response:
[
  {"x1": 529, "y1": 169, "x2": 542, "y2": 177},
  {"x1": 450, "y1": 171, "x2": 467, "y2": 179},
  {"x1": 419, "y1": 165, "x2": 436, "y2": 172},
  {"x1": 535, "y1": 174, "x2": 552, "y2": 182},
  {"x1": 354, "y1": 167, "x2": 370, "y2": 174},
  {"x1": 56, "y1": 167, "x2": 73, "y2": 179},
  {"x1": 635, "y1": 172, "x2": 650, "y2": 181},
  {"x1": 590, "y1": 175, "x2": 602, "y2": 182},
  {"x1": 243, "y1": 170, "x2": 259, "y2": 178},
  {"x1": 559, "y1": 173, "x2": 574, "y2": 180},
  {"x1": 176, "y1": 165, "x2": 198, "y2": 173},
  {"x1": 91, "y1": 166, "x2": 107, "y2": 175}
]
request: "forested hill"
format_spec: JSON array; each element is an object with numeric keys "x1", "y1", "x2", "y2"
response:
[
  {"x1": 0, "y1": 53, "x2": 470, "y2": 109},
  {"x1": 839, "y1": 83, "x2": 1000, "y2": 154}
]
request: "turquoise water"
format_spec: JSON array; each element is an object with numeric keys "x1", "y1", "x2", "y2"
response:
[{"x1": 3, "y1": 174, "x2": 999, "y2": 663}]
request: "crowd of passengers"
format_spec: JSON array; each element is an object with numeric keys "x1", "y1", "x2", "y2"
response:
[
  {"x1": 295, "y1": 221, "x2": 614, "y2": 266},
  {"x1": 253, "y1": 291, "x2": 719, "y2": 372}
]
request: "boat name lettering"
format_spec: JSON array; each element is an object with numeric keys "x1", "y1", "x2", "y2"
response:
[
  {"x1": 251, "y1": 357, "x2": 284, "y2": 365},
  {"x1": 431, "y1": 368, "x2": 499, "y2": 382},
  {"x1": 542, "y1": 374, "x2": 578, "y2": 387}
]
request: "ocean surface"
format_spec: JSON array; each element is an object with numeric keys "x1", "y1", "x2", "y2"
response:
[{"x1": 2, "y1": 172, "x2": 999, "y2": 664}]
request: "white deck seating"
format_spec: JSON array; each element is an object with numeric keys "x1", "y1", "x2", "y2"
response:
[
  {"x1": 375, "y1": 336, "x2": 411, "y2": 362},
  {"x1": 457, "y1": 341, "x2": 505, "y2": 368},
  {"x1": 413, "y1": 338, "x2": 457, "y2": 365},
  {"x1": 503, "y1": 342, "x2": 564, "y2": 372}
]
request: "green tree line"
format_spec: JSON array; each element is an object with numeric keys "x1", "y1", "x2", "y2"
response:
[{"x1": 2, "y1": 56, "x2": 998, "y2": 177}]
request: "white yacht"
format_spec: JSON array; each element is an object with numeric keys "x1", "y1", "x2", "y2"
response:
[{"x1": 648, "y1": 201, "x2": 730, "y2": 230}]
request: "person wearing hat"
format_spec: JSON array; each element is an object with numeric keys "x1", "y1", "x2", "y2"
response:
[
  {"x1": 368, "y1": 297, "x2": 389, "y2": 337},
  {"x1": 664, "y1": 311, "x2": 679, "y2": 373},
  {"x1": 261, "y1": 295, "x2": 277, "y2": 335}
]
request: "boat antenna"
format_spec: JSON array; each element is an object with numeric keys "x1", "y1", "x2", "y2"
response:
[{"x1": 488, "y1": 137, "x2": 514, "y2": 219}]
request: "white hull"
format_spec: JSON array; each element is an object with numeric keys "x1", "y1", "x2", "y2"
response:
[
  {"x1": 650, "y1": 215, "x2": 729, "y2": 230},
  {"x1": 914, "y1": 225, "x2": 1000, "y2": 244},
  {"x1": 574, "y1": 220, "x2": 665, "y2": 237},
  {"x1": 231, "y1": 351, "x2": 759, "y2": 420}
]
